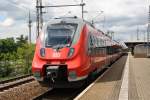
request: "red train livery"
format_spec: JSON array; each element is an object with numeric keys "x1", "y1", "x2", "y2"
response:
[{"x1": 32, "y1": 17, "x2": 125, "y2": 88}]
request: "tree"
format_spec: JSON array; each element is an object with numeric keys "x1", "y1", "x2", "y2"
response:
[
  {"x1": 16, "y1": 35, "x2": 28, "y2": 47},
  {"x1": 0, "y1": 38, "x2": 17, "y2": 53},
  {"x1": 0, "y1": 38, "x2": 17, "y2": 77},
  {"x1": 0, "y1": 35, "x2": 35, "y2": 77}
]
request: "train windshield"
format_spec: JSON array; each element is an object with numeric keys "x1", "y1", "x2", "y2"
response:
[{"x1": 45, "y1": 23, "x2": 77, "y2": 48}]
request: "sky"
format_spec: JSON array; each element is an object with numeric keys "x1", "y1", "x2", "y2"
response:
[{"x1": 0, "y1": 0, "x2": 149, "y2": 42}]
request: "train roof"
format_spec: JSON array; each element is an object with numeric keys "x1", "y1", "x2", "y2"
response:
[{"x1": 47, "y1": 17, "x2": 85, "y2": 26}]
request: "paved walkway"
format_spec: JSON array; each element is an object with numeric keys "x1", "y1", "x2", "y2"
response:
[
  {"x1": 75, "y1": 54, "x2": 150, "y2": 100},
  {"x1": 77, "y1": 56, "x2": 127, "y2": 100},
  {"x1": 129, "y1": 55, "x2": 150, "y2": 100}
]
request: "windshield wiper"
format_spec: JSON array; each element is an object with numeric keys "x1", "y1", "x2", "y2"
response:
[{"x1": 52, "y1": 44, "x2": 70, "y2": 49}]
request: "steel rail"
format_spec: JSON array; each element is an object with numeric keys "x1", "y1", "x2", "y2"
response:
[
  {"x1": 0, "y1": 76, "x2": 34, "y2": 91},
  {"x1": 0, "y1": 74, "x2": 32, "y2": 84}
]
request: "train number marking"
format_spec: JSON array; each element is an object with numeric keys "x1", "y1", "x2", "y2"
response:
[{"x1": 52, "y1": 52, "x2": 61, "y2": 58}]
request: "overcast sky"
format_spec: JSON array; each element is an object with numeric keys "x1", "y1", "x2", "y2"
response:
[{"x1": 0, "y1": 0, "x2": 149, "y2": 42}]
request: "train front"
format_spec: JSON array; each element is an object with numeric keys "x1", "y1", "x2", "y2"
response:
[{"x1": 32, "y1": 18, "x2": 88, "y2": 88}]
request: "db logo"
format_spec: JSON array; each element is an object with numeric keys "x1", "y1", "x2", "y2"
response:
[{"x1": 53, "y1": 52, "x2": 61, "y2": 58}]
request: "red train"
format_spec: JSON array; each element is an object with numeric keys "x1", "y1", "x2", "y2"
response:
[{"x1": 32, "y1": 17, "x2": 125, "y2": 88}]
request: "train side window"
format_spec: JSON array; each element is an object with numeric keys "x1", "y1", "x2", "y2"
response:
[
  {"x1": 95, "y1": 37, "x2": 97, "y2": 47},
  {"x1": 88, "y1": 34, "x2": 96, "y2": 55},
  {"x1": 95, "y1": 37, "x2": 98, "y2": 54},
  {"x1": 95, "y1": 37, "x2": 98, "y2": 47},
  {"x1": 92, "y1": 36, "x2": 95, "y2": 45},
  {"x1": 102, "y1": 40, "x2": 104, "y2": 47},
  {"x1": 99, "y1": 38, "x2": 101, "y2": 47},
  {"x1": 100, "y1": 39, "x2": 103, "y2": 47},
  {"x1": 91, "y1": 35, "x2": 95, "y2": 47},
  {"x1": 88, "y1": 35, "x2": 92, "y2": 55},
  {"x1": 91, "y1": 36, "x2": 95, "y2": 55},
  {"x1": 90, "y1": 35, "x2": 94, "y2": 47},
  {"x1": 100, "y1": 40, "x2": 102, "y2": 47},
  {"x1": 97, "y1": 38, "x2": 99, "y2": 47},
  {"x1": 89, "y1": 35, "x2": 92, "y2": 47},
  {"x1": 88, "y1": 35, "x2": 91, "y2": 48}
]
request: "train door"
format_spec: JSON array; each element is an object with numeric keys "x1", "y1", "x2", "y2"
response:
[{"x1": 87, "y1": 34, "x2": 95, "y2": 64}]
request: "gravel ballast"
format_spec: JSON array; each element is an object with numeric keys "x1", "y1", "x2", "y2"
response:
[{"x1": 0, "y1": 81, "x2": 49, "y2": 100}]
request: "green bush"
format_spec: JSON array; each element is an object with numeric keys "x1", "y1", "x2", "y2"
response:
[{"x1": 0, "y1": 35, "x2": 35, "y2": 78}]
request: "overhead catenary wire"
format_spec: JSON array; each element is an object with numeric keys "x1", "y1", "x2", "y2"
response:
[
  {"x1": 5, "y1": 0, "x2": 36, "y2": 21},
  {"x1": 6, "y1": 0, "x2": 32, "y2": 13},
  {"x1": 73, "y1": 0, "x2": 79, "y2": 3},
  {"x1": 35, "y1": 0, "x2": 86, "y2": 37}
]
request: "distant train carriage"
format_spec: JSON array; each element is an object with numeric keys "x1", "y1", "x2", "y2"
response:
[{"x1": 134, "y1": 44, "x2": 150, "y2": 58}]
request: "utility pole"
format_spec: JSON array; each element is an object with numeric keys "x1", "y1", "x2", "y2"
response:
[
  {"x1": 36, "y1": 0, "x2": 43, "y2": 37},
  {"x1": 144, "y1": 31, "x2": 146, "y2": 42},
  {"x1": 137, "y1": 26, "x2": 139, "y2": 41},
  {"x1": 28, "y1": 10, "x2": 32, "y2": 44},
  {"x1": 39, "y1": 0, "x2": 43, "y2": 29},
  {"x1": 36, "y1": 0, "x2": 40, "y2": 37},
  {"x1": 81, "y1": 0, "x2": 84, "y2": 19}
]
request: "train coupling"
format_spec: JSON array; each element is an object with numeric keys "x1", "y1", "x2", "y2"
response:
[
  {"x1": 45, "y1": 65, "x2": 68, "y2": 83},
  {"x1": 46, "y1": 66, "x2": 58, "y2": 83},
  {"x1": 47, "y1": 71, "x2": 57, "y2": 83}
]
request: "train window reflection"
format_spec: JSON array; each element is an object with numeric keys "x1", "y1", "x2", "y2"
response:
[{"x1": 45, "y1": 24, "x2": 77, "y2": 47}]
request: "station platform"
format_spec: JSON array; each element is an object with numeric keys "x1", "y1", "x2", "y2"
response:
[{"x1": 74, "y1": 53, "x2": 150, "y2": 100}]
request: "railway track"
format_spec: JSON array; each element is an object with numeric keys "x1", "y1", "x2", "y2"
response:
[
  {"x1": 0, "y1": 74, "x2": 32, "y2": 84},
  {"x1": 32, "y1": 67, "x2": 109, "y2": 100},
  {"x1": 0, "y1": 74, "x2": 35, "y2": 91},
  {"x1": 33, "y1": 87, "x2": 87, "y2": 100}
]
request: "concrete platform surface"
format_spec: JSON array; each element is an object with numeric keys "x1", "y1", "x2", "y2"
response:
[
  {"x1": 76, "y1": 53, "x2": 150, "y2": 100},
  {"x1": 129, "y1": 55, "x2": 150, "y2": 100},
  {"x1": 77, "y1": 56, "x2": 128, "y2": 100}
]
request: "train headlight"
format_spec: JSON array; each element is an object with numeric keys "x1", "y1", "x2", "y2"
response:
[
  {"x1": 33, "y1": 70, "x2": 41, "y2": 80},
  {"x1": 69, "y1": 71, "x2": 77, "y2": 79},
  {"x1": 40, "y1": 48, "x2": 45, "y2": 57},
  {"x1": 68, "y1": 48, "x2": 74, "y2": 57}
]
